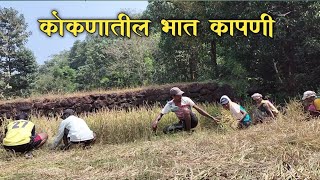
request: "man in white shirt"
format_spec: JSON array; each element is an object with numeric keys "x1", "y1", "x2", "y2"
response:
[
  {"x1": 151, "y1": 87, "x2": 219, "y2": 134},
  {"x1": 51, "y1": 109, "x2": 96, "y2": 150}
]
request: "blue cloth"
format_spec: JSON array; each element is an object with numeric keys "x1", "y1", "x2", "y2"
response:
[{"x1": 240, "y1": 106, "x2": 251, "y2": 123}]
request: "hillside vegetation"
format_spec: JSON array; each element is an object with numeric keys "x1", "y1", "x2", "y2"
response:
[
  {"x1": 1, "y1": 2, "x2": 320, "y2": 100},
  {"x1": 1, "y1": 101, "x2": 320, "y2": 179}
]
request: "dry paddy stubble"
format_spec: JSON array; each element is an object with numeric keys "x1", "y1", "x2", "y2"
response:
[{"x1": 1, "y1": 101, "x2": 320, "y2": 179}]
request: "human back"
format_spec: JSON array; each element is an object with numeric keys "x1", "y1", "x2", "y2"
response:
[
  {"x1": 313, "y1": 98, "x2": 320, "y2": 110},
  {"x1": 239, "y1": 106, "x2": 251, "y2": 123},
  {"x1": 3, "y1": 120, "x2": 34, "y2": 146},
  {"x1": 259, "y1": 100, "x2": 279, "y2": 115},
  {"x1": 3, "y1": 112, "x2": 48, "y2": 156},
  {"x1": 64, "y1": 115, "x2": 94, "y2": 141}
]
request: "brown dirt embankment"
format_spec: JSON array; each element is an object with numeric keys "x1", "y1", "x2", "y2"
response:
[{"x1": 0, "y1": 82, "x2": 234, "y2": 118}]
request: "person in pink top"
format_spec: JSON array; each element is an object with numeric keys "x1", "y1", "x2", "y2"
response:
[
  {"x1": 302, "y1": 91, "x2": 320, "y2": 117},
  {"x1": 151, "y1": 87, "x2": 219, "y2": 134}
]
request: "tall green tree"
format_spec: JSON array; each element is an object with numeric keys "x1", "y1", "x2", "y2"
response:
[
  {"x1": 215, "y1": 2, "x2": 320, "y2": 96},
  {"x1": 144, "y1": 1, "x2": 221, "y2": 83},
  {"x1": 145, "y1": 1, "x2": 320, "y2": 98},
  {"x1": 0, "y1": 7, "x2": 37, "y2": 97},
  {"x1": 72, "y1": 34, "x2": 159, "y2": 89}
]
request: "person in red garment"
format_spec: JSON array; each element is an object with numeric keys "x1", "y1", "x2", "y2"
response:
[
  {"x1": 151, "y1": 87, "x2": 219, "y2": 134},
  {"x1": 302, "y1": 91, "x2": 320, "y2": 117}
]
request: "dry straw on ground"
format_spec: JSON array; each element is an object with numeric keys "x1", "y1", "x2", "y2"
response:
[{"x1": 1, "y1": 101, "x2": 320, "y2": 179}]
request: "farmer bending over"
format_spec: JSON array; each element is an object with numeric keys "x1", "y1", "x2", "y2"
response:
[
  {"x1": 302, "y1": 91, "x2": 320, "y2": 117},
  {"x1": 3, "y1": 112, "x2": 48, "y2": 158},
  {"x1": 51, "y1": 109, "x2": 96, "y2": 150},
  {"x1": 151, "y1": 87, "x2": 219, "y2": 134},
  {"x1": 220, "y1": 95, "x2": 252, "y2": 129},
  {"x1": 251, "y1": 93, "x2": 279, "y2": 122}
]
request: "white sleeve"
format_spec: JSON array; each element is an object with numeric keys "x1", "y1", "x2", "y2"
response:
[
  {"x1": 161, "y1": 102, "x2": 171, "y2": 114},
  {"x1": 52, "y1": 121, "x2": 67, "y2": 149},
  {"x1": 183, "y1": 97, "x2": 195, "y2": 106}
]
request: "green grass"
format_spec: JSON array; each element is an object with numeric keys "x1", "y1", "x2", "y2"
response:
[{"x1": 1, "y1": 101, "x2": 320, "y2": 179}]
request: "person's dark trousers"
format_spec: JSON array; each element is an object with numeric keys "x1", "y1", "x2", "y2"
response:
[
  {"x1": 163, "y1": 112, "x2": 198, "y2": 134},
  {"x1": 62, "y1": 128, "x2": 95, "y2": 150}
]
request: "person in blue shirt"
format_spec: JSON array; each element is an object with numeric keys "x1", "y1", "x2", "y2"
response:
[{"x1": 220, "y1": 95, "x2": 251, "y2": 129}]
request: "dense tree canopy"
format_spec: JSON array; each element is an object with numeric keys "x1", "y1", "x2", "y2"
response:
[
  {"x1": 144, "y1": 1, "x2": 320, "y2": 98},
  {"x1": 0, "y1": 7, "x2": 37, "y2": 98}
]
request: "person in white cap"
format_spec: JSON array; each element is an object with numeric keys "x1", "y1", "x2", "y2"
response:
[
  {"x1": 251, "y1": 93, "x2": 279, "y2": 121},
  {"x1": 51, "y1": 109, "x2": 96, "y2": 150},
  {"x1": 151, "y1": 87, "x2": 219, "y2": 134},
  {"x1": 220, "y1": 95, "x2": 251, "y2": 129},
  {"x1": 302, "y1": 91, "x2": 320, "y2": 116}
]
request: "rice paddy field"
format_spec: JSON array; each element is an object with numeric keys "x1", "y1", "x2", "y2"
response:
[{"x1": 1, "y1": 101, "x2": 320, "y2": 179}]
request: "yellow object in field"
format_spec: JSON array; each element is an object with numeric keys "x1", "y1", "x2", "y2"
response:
[
  {"x1": 314, "y1": 98, "x2": 320, "y2": 111},
  {"x1": 3, "y1": 120, "x2": 34, "y2": 146},
  {"x1": 220, "y1": 109, "x2": 238, "y2": 130}
]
